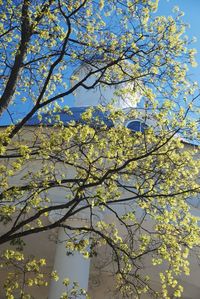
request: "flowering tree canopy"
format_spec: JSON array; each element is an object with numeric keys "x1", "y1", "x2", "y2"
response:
[{"x1": 0, "y1": 0, "x2": 199, "y2": 298}]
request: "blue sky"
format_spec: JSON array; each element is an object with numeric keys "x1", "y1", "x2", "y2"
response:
[
  {"x1": 1, "y1": 0, "x2": 200, "y2": 125},
  {"x1": 158, "y1": 0, "x2": 200, "y2": 81}
]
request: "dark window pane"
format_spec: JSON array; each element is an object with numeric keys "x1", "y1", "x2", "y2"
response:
[
  {"x1": 127, "y1": 121, "x2": 141, "y2": 131},
  {"x1": 127, "y1": 121, "x2": 147, "y2": 133}
]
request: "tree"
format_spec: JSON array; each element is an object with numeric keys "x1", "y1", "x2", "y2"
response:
[{"x1": 0, "y1": 0, "x2": 199, "y2": 298}]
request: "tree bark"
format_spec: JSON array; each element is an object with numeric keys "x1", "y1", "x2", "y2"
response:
[{"x1": 0, "y1": 0, "x2": 31, "y2": 116}]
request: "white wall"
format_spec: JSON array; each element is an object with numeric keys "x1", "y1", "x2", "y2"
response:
[{"x1": 71, "y1": 65, "x2": 141, "y2": 109}]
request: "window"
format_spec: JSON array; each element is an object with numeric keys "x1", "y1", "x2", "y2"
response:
[{"x1": 126, "y1": 120, "x2": 148, "y2": 133}]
